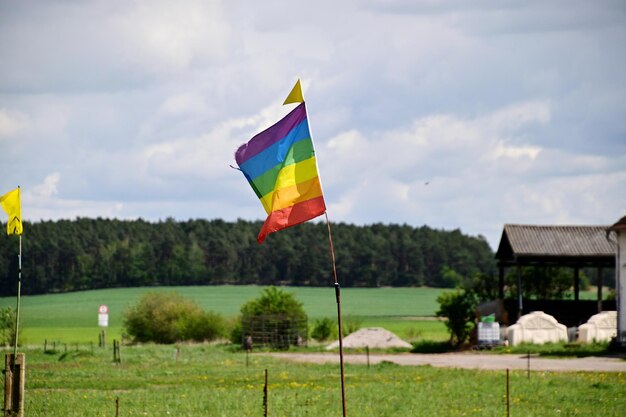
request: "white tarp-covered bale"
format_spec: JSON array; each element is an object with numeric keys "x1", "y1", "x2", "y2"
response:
[
  {"x1": 578, "y1": 311, "x2": 617, "y2": 343},
  {"x1": 326, "y1": 327, "x2": 412, "y2": 350},
  {"x1": 506, "y1": 311, "x2": 568, "y2": 346}
]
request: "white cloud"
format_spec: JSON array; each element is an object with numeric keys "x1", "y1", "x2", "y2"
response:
[
  {"x1": 478, "y1": 100, "x2": 551, "y2": 134},
  {"x1": 491, "y1": 143, "x2": 542, "y2": 160},
  {"x1": 0, "y1": 109, "x2": 28, "y2": 138},
  {"x1": 156, "y1": 93, "x2": 210, "y2": 117},
  {"x1": 0, "y1": 1, "x2": 624, "y2": 251},
  {"x1": 318, "y1": 99, "x2": 624, "y2": 247},
  {"x1": 112, "y1": 0, "x2": 231, "y2": 73},
  {"x1": 32, "y1": 173, "x2": 60, "y2": 198}
]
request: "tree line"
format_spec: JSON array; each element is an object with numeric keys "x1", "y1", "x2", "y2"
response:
[{"x1": 0, "y1": 218, "x2": 496, "y2": 296}]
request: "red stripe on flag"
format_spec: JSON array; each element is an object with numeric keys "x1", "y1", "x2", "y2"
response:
[{"x1": 257, "y1": 196, "x2": 326, "y2": 243}]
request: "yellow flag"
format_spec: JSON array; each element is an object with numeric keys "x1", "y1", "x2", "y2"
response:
[
  {"x1": 283, "y1": 79, "x2": 304, "y2": 105},
  {"x1": 0, "y1": 187, "x2": 23, "y2": 235}
]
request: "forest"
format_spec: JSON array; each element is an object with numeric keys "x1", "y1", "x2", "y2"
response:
[{"x1": 0, "y1": 218, "x2": 496, "y2": 296}]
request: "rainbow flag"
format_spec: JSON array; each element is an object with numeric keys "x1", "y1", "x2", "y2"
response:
[{"x1": 235, "y1": 101, "x2": 326, "y2": 243}]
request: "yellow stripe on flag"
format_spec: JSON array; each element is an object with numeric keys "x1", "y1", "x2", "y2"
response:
[
  {"x1": 260, "y1": 157, "x2": 320, "y2": 213},
  {"x1": 266, "y1": 177, "x2": 323, "y2": 213}
]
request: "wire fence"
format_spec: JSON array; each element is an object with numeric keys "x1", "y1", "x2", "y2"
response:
[{"x1": 241, "y1": 314, "x2": 308, "y2": 349}]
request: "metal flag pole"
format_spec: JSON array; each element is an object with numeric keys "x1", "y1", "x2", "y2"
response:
[
  {"x1": 284, "y1": 80, "x2": 346, "y2": 416},
  {"x1": 325, "y1": 212, "x2": 347, "y2": 417},
  {"x1": 14, "y1": 234, "x2": 22, "y2": 357}
]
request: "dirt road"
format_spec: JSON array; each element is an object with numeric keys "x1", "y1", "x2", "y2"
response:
[{"x1": 264, "y1": 352, "x2": 626, "y2": 372}]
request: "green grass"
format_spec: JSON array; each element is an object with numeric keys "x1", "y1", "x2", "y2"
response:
[
  {"x1": 493, "y1": 341, "x2": 619, "y2": 358},
  {"x1": 1, "y1": 287, "x2": 623, "y2": 416},
  {"x1": 0, "y1": 286, "x2": 607, "y2": 346},
  {"x1": 11, "y1": 343, "x2": 626, "y2": 417},
  {"x1": 0, "y1": 286, "x2": 446, "y2": 344},
  {"x1": 359, "y1": 316, "x2": 448, "y2": 342}
]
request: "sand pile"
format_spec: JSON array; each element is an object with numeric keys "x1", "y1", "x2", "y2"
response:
[{"x1": 326, "y1": 327, "x2": 412, "y2": 350}]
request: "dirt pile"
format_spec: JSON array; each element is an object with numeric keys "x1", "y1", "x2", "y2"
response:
[{"x1": 326, "y1": 327, "x2": 412, "y2": 349}]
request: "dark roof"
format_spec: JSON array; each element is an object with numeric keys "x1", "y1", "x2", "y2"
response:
[
  {"x1": 496, "y1": 224, "x2": 616, "y2": 266},
  {"x1": 609, "y1": 215, "x2": 626, "y2": 231}
]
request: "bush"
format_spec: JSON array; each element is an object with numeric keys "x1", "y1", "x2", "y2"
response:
[
  {"x1": 311, "y1": 317, "x2": 336, "y2": 342},
  {"x1": 123, "y1": 292, "x2": 225, "y2": 344},
  {"x1": 238, "y1": 287, "x2": 307, "y2": 349},
  {"x1": 411, "y1": 340, "x2": 451, "y2": 354},
  {"x1": 436, "y1": 290, "x2": 477, "y2": 348},
  {"x1": 229, "y1": 319, "x2": 243, "y2": 345},
  {"x1": 341, "y1": 315, "x2": 362, "y2": 336},
  {"x1": 0, "y1": 307, "x2": 17, "y2": 346}
]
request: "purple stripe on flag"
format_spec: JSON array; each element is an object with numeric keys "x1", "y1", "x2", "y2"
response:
[{"x1": 235, "y1": 102, "x2": 307, "y2": 165}]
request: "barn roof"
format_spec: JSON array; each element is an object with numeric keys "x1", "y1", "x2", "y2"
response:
[
  {"x1": 495, "y1": 224, "x2": 616, "y2": 267},
  {"x1": 609, "y1": 215, "x2": 626, "y2": 231}
]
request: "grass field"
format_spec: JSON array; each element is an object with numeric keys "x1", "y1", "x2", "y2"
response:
[
  {"x1": 0, "y1": 286, "x2": 624, "y2": 416},
  {"x1": 0, "y1": 286, "x2": 448, "y2": 345},
  {"x1": 0, "y1": 286, "x2": 608, "y2": 346},
  {"x1": 11, "y1": 343, "x2": 626, "y2": 417}
]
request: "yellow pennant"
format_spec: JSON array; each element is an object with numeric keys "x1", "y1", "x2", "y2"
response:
[
  {"x1": 283, "y1": 79, "x2": 304, "y2": 105},
  {"x1": 0, "y1": 187, "x2": 23, "y2": 235}
]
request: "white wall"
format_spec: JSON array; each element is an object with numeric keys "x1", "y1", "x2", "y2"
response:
[{"x1": 617, "y1": 230, "x2": 626, "y2": 346}]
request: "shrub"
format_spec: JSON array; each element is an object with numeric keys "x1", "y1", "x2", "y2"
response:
[
  {"x1": 436, "y1": 289, "x2": 477, "y2": 348},
  {"x1": 411, "y1": 340, "x2": 451, "y2": 354},
  {"x1": 0, "y1": 307, "x2": 17, "y2": 346},
  {"x1": 311, "y1": 317, "x2": 336, "y2": 342},
  {"x1": 229, "y1": 319, "x2": 243, "y2": 345},
  {"x1": 238, "y1": 287, "x2": 308, "y2": 349},
  {"x1": 341, "y1": 315, "x2": 362, "y2": 336},
  {"x1": 123, "y1": 292, "x2": 225, "y2": 344}
]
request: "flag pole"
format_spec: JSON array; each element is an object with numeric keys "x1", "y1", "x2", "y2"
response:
[
  {"x1": 283, "y1": 80, "x2": 347, "y2": 415},
  {"x1": 325, "y1": 212, "x2": 347, "y2": 417},
  {"x1": 13, "y1": 232, "x2": 22, "y2": 357}
]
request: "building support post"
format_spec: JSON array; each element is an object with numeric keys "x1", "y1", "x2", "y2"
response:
[
  {"x1": 516, "y1": 264, "x2": 523, "y2": 320},
  {"x1": 498, "y1": 265, "x2": 505, "y2": 300},
  {"x1": 597, "y1": 267, "x2": 603, "y2": 313},
  {"x1": 574, "y1": 266, "x2": 580, "y2": 302}
]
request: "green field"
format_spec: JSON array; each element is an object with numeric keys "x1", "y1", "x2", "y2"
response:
[
  {"x1": 10, "y1": 343, "x2": 626, "y2": 417},
  {"x1": 1, "y1": 287, "x2": 624, "y2": 416},
  {"x1": 0, "y1": 286, "x2": 447, "y2": 345},
  {"x1": 0, "y1": 286, "x2": 607, "y2": 345}
]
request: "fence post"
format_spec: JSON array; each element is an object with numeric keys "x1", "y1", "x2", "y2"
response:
[
  {"x1": 506, "y1": 368, "x2": 510, "y2": 417},
  {"x1": 263, "y1": 369, "x2": 268, "y2": 417},
  {"x1": 4, "y1": 353, "x2": 25, "y2": 417},
  {"x1": 112, "y1": 340, "x2": 121, "y2": 363}
]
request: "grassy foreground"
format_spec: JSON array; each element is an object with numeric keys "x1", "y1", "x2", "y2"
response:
[
  {"x1": 0, "y1": 286, "x2": 448, "y2": 344},
  {"x1": 12, "y1": 343, "x2": 626, "y2": 417}
]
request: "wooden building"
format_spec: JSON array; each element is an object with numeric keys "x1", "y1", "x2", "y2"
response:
[{"x1": 495, "y1": 224, "x2": 616, "y2": 326}]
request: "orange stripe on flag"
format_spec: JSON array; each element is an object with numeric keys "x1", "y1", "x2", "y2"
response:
[
  {"x1": 258, "y1": 196, "x2": 326, "y2": 243},
  {"x1": 267, "y1": 176, "x2": 323, "y2": 213}
]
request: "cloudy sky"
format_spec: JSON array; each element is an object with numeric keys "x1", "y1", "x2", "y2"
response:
[{"x1": 1, "y1": 0, "x2": 625, "y2": 250}]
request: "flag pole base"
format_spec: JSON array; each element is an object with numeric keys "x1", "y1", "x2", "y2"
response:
[{"x1": 3, "y1": 353, "x2": 25, "y2": 417}]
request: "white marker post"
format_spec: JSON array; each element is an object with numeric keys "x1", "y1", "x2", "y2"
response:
[
  {"x1": 98, "y1": 305, "x2": 108, "y2": 348},
  {"x1": 98, "y1": 305, "x2": 109, "y2": 327}
]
